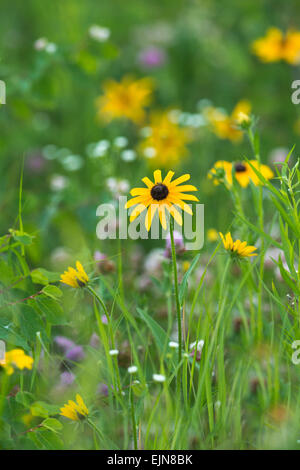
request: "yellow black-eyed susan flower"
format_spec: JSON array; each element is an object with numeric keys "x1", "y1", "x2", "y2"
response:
[
  {"x1": 60, "y1": 261, "x2": 89, "y2": 288},
  {"x1": 233, "y1": 161, "x2": 273, "y2": 188},
  {"x1": 60, "y1": 394, "x2": 89, "y2": 421},
  {"x1": 219, "y1": 232, "x2": 257, "y2": 258},
  {"x1": 126, "y1": 170, "x2": 198, "y2": 231},
  {"x1": 208, "y1": 160, "x2": 273, "y2": 188}
]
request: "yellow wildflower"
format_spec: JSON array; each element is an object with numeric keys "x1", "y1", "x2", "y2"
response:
[
  {"x1": 208, "y1": 160, "x2": 273, "y2": 188},
  {"x1": 1, "y1": 349, "x2": 33, "y2": 375},
  {"x1": 219, "y1": 232, "x2": 257, "y2": 258},
  {"x1": 126, "y1": 169, "x2": 198, "y2": 231},
  {"x1": 60, "y1": 394, "x2": 89, "y2": 421},
  {"x1": 140, "y1": 112, "x2": 189, "y2": 167},
  {"x1": 60, "y1": 261, "x2": 89, "y2": 288},
  {"x1": 252, "y1": 28, "x2": 300, "y2": 65},
  {"x1": 207, "y1": 228, "x2": 219, "y2": 242},
  {"x1": 204, "y1": 100, "x2": 251, "y2": 142},
  {"x1": 96, "y1": 76, "x2": 153, "y2": 124}
]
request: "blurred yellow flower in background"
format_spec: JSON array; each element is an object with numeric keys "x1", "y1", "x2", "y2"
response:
[
  {"x1": 204, "y1": 100, "x2": 251, "y2": 142},
  {"x1": 208, "y1": 160, "x2": 233, "y2": 188},
  {"x1": 1, "y1": 349, "x2": 33, "y2": 375},
  {"x1": 207, "y1": 228, "x2": 219, "y2": 242},
  {"x1": 126, "y1": 169, "x2": 198, "y2": 231},
  {"x1": 96, "y1": 76, "x2": 153, "y2": 124},
  {"x1": 252, "y1": 28, "x2": 300, "y2": 64},
  {"x1": 60, "y1": 261, "x2": 89, "y2": 288},
  {"x1": 219, "y1": 232, "x2": 258, "y2": 258},
  {"x1": 60, "y1": 394, "x2": 89, "y2": 421},
  {"x1": 140, "y1": 112, "x2": 189, "y2": 167}
]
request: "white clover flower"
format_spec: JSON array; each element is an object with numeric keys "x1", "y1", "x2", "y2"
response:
[
  {"x1": 45, "y1": 42, "x2": 57, "y2": 54},
  {"x1": 152, "y1": 373, "x2": 166, "y2": 383},
  {"x1": 128, "y1": 365, "x2": 138, "y2": 374},
  {"x1": 121, "y1": 150, "x2": 136, "y2": 162},
  {"x1": 114, "y1": 136, "x2": 128, "y2": 148},
  {"x1": 61, "y1": 154, "x2": 83, "y2": 171},
  {"x1": 189, "y1": 340, "x2": 204, "y2": 352},
  {"x1": 89, "y1": 25, "x2": 110, "y2": 42},
  {"x1": 140, "y1": 126, "x2": 152, "y2": 137},
  {"x1": 168, "y1": 341, "x2": 179, "y2": 349},
  {"x1": 143, "y1": 147, "x2": 156, "y2": 159},
  {"x1": 167, "y1": 109, "x2": 181, "y2": 124},
  {"x1": 50, "y1": 174, "x2": 68, "y2": 191},
  {"x1": 109, "y1": 349, "x2": 119, "y2": 356},
  {"x1": 34, "y1": 38, "x2": 48, "y2": 51}
]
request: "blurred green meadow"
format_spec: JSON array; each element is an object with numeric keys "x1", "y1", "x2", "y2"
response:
[{"x1": 0, "y1": 0, "x2": 299, "y2": 450}]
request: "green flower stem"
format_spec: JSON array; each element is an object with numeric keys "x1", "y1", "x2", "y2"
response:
[
  {"x1": 130, "y1": 380, "x2": 138, "y2": 450},
  {"x1": 87, "y1": 285, "x2": 122, "y2": 396},
  {"x1": 247, "y1": 128, "x2": 264, "y2": 340},
  {"x1": 169, "y1": 218, "x2": 182, "y2": 396},
  {"x1": 87, "y1": 418, "x2": 104, "y2": 447}
]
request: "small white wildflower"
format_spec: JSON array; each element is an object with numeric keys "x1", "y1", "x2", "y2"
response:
[
  {"x1": 89, "y1": 25, "x2": 110, "y2": 42},
  {"x1": 109, "y1": 349, "x2": 119, "y2": 356},
  {"x1": 61, "y1": 154, "x2": 83, "y2": 171},
  {"x1": 183, "y1": 352, "x2": 189, "y2": 358},
  {"x1": 168, "y1": 341, "x2": 179, "y2": 349},
  {"x1": 143, "y1": 147, "x2": 156, "y2": 159},
  {"x1": 167, "y1": 109, "x2": 181, "y2": 124},
  {"x1": 34, "y1": 38, "x2": 48, "y2": 51},
  {"x1": 152, "y1": 373, "x2": 166, "y2": 383},
  {"x1": 114, "y1": 136, "x2": 128, "y2": 148},
  {"x1": 128, "y1": 365, "x2": 138, "y2": 374},
  {"x1": 189, "y1": 340, "x2": 204, "y2": 352},
  {"x1": 50, "y1": 175, "x2": 68, "y2": 191},
  {"x1": 140, "y1": 126, "x2": 152, "y2": 137},
  {"x1": 121, "y1": 150, "x2": 136, "y2": 162},
  {"x1": 214, "y1": 400, "x2": 221, "y2": 410},
  {"x1": 45, "y1": 43, "x2": 57, "y2": 54},
  {"x1": 133, "y1": 380, "x2": 140, "y2": 384},
  {"x1": 92, "y1": 140, "x2": 110, "y2": 158}
]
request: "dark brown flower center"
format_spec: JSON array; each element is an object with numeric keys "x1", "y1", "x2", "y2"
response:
[
  {"x1": 235, "y1": 163, "x2": 246, "y2": 173},
  {"x1": 151, "y1": 183, "x2": 169, "y2": 201}
]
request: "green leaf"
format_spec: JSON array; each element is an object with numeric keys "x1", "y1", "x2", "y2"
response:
[
  {"x1": 30, "y1": 401, "x2": 60, "y2": 418},
  {"x1": 179, "y1": 254, "x2": 200, "y2": 305},
  {"x1": 15, "y1": 391, "x2": 35, "y2": 408},
  {"x1": 28, "y1": 428, "x2": 64, "y2": 450},
  {"x1": 41, "y1": 418, "x2": 63, "y2": 432},
  {"x1": 18, "y1": 304, "x2": 47, "y2": 343},
  {"x1": 137, "y1": 307, "x2": 169, "y2": 355},
  {"x1": 31, "y1": 268, "x2": 61, "y2": 285},
  {"x1": 42, "y1": 285, "x2": 63, "y2": 300},
  {"x1": 29, "y1": 294, "x2": 66, "y2": 325}
]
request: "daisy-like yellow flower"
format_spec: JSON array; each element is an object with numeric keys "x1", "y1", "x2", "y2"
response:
[
  {"x1": 252, "y1": 28, "x2": 300, "y2": 65},
  {"x1": 204, "y1": 100, "x2": 251, "y2": 142},
  {"x1": 140, "y1": 112, "x2": 189, "y2": 167},
  {"x1": 96, "y1": 76, "x2": 153, "y2": 124},
  {"x1": 60, "y1": 261, "x2": 89, "y2": 288},
  {"x1": 60, "y1": 394, "x2": 89, "y2": 421},
  {"x1": 233, "y1": 160, "x2": 274, "y2": 188},
  {"x1": 125, "y1": 170, "x2": 198, "y2": 231},
  {"x1": 219, "y1": 232, "x2": 258, "y2": 258},
  {"x1": 208, "y1": 160, "x2": 273, "y2": 188},
  {"x1": 1, "y1": 349, "x2": 33, "y2": 375}
]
